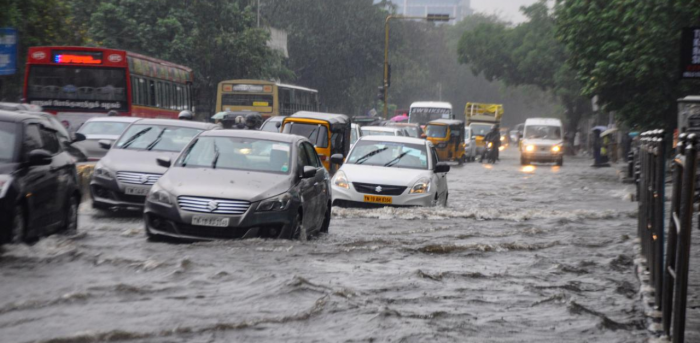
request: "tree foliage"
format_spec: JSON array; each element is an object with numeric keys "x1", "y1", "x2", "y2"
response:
[{"x1": 556, "y1": 0, "x2": 700, "y2": 129}]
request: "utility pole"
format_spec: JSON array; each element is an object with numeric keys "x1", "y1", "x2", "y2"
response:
[
  {"x1": 382, "y1": 14, "x2": 451, "y2": 119},
  {"x1": 257, "y1": 0, "x2": 260, "y2": 27}
]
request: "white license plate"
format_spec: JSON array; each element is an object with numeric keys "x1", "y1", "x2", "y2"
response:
[
  {"x1": 125, "y1": 187, "x2": 150, "y2": 196},
  {"x1": 192, "y1": 216, "x2": 230, "y2": 227}
]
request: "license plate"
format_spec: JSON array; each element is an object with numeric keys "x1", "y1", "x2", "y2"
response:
[
  {"x1": 192, "y1": 216, "x2": 230, "y2": 227},
  {"x1": 363, "y1": 195, "x2": 393, "y2": 204},
  {"x1": 125, "y1": 187, "x2": 149, "y2": 196}
]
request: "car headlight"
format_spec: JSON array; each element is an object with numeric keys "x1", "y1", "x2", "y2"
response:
[
  {"x1": 333, "y1": 171, "x2": 350, "y2": 189},
  {"x1": 94, "y1": 166, "x2": 114, "y2": 180},
  {"x1": 148, "y1": 189, "x2": 173, "y2": 205},
  {"x1": 551, "y1": 145, "x2": 562, "y2": 153},
  {"x1": 525, "y1": 145, "x2": 535, "y2": 152},
  {"x1": 409, "y1": 177, "x2": 431, "y2": 194},
  {"x1": 257, "y1": 193, "x2": 292, "y2": 212}
]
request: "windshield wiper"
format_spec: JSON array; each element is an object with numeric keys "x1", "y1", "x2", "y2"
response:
[
  {"x1": 145, "y1": 128, "x2": 168, "y2": 150},
  {"x1": 354, "y1": 147, "x2": 387, "y2": 164},
  {"x1": 384, "y1": 152, "x2": 409, "y2": 167},
  {"x1": 211, "y1": 141, "x2": 220, "y2": 169},
  {"x1": 120, "y1": 127, "x2": 152, "y2": 149}
]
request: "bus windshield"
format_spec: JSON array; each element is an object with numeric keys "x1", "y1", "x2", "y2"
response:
[
  {"x1": 409, "y1": 108, "x2": 451, "y2": 125},
  {"x1": 27, "y1": 66, "x2": 127, "y2": 110}
]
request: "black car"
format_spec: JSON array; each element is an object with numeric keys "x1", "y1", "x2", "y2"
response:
[
  {"x1": 0, "y1": 111, "x2": 82, "y2": 245},
  {"x1": 144, "y1": 130, "x2": 332, "y2": 240}
]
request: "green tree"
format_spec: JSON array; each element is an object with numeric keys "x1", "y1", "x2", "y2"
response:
[
  {"x1": 556, "y1": 0, "x2": 700, "y2": 129},
  {"x1": 457, "y1": 1, "x2": 590, "y2": 130}
]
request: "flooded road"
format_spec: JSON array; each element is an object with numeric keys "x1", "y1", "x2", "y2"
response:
[{"x1": 0, "y1": 149, "x2": 647, "y2": 342}]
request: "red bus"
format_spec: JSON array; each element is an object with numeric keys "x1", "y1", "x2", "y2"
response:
[{"x1": 23, "y1": 46, "x2": 194, "y2": 131}]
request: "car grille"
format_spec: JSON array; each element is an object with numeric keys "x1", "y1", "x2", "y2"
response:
[
  {"x1": 176, "y1": 222, "x2": 247, "y2": 239},
  {"x1": 352, "y1": 182, "x2": 407, "y2": 196},
  {"x1": 177, "y1": 196, "x2": 251, "y2": 215},
  {"x1": 116, "y1": 171, "x2": 162, "y2": 185}
]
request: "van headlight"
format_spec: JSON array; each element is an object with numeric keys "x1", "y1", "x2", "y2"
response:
[
  {"x1": 94, "y1": 165, "x2": 114, "y2": 180},
  {"x1": 333, "y1": 171, "x2": 350, "y2": 189},
  {"x1": 409, "y1": 178, "x2": 431, "y2": 194},
  {"x1": 148, "y1": 189, "x2": 173, "y2": 205},
  {"x1": 257, "y1": 193, "x2": 292, "y2": 212},
  {"x1": 525, "y1": 145, "x2": 535, "y2": 153},
  {"x1": 551, "y1": 145, "x2": 562, "y2": 153}
]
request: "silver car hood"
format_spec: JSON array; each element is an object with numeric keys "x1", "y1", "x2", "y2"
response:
[
  {"x1": 158, "y1": 167, "x2": 292, "y2": 202},
  {"x1": 101, "y1": 149, "x2": 181, "y2": 175},
  {"x1": 340, "y1": 164, "x2": 430, "y2": 186}
]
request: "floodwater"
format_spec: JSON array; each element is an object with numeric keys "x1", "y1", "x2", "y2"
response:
[{"x1": 0, "y1": 149, "x2": 647, "y2": 343}]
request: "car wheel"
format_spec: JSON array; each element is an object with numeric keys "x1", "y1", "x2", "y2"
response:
[
  {"x1": 11, "y1": 204, "x2": 26, "y2": 244},
  {"x1": 62, "y1": 196, "x2": 79, "y2": 234},
  {"x1": 320, "y1": 202, "x2": 331, "y2": 234},
  {"x1": 458, "y1": 155, "x2": 464, "y2": 166}
]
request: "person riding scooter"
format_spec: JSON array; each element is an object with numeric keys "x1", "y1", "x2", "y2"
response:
[{"x1": 481, "y1": 124, "x2": 501, "y2": 163}]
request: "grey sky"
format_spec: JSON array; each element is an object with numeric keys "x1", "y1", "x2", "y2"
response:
[{"x1": 471, "y1": 0, "x2": 541, "y2": 23}]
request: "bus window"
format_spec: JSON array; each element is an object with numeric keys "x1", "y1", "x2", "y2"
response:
[
  {"x1": 139, "y1": 78, "x2": 147, "y2": 107},
  {"x1": 156, "y1": 81, "x2": 163, "y2": 108},
  {"x1": 131, "y1": 77, "x2": 139, "y2": 105},
  {"x1": 148, "y1": 80, "x2": 156, "y2": 107}
]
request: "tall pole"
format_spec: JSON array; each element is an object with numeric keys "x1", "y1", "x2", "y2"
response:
[
  {"x1": 257, "y1": 0, "x2": 260, "y2": 27},
  {"x1": 383, "y1": 16, "x2": 391, "y2": 120}
]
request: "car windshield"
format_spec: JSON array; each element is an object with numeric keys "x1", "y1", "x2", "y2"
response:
[
  {"x1": 260, "y1": 119, "x2": 281, "y2": 132},
  {"x1": 425, "y1": 125, "x2": 447, "y2": 138},
  {"x1": 402, "y1": 126, "x2": 420, "y2": 138},
  {"x1": 0, "y1": 121, "x2": 17, "y2": 162},
  {"x1": 78, "y1": 121, "x2": 130, "y2": 136},
  {"x1": 285, "y1": 122, "x2": 328, "y2": 148},
  {"x1": 347, "y1": 140, "x2": 428, "y2": 170},
  {"x1": 470, "y1": 124, "x2": 493, "y2": 137},
  {"x1": 525, "y1": 125, "x2": 562, "y2": 140},
  {"x1": 115, "y1": 124, "x2": 203, "y2": 152},
  {"x1": 177, "y1": 137, "x2": 291, "y2": 174},
  {"x1": 361, "y1": 129, "x2": 396, "y2": 137},
  {"x1": 351, "y1": 127, "x2": 359, "y2": 145}
]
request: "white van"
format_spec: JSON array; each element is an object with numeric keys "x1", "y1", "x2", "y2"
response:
[{"x1": 520, "y1": 118, "x2": 564, "y2": 166}]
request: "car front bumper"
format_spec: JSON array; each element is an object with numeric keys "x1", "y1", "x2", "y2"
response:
[
  {"x1": 144, "y1": 199, "x2": 296, "y2": 240},
  {"x1": 90, "y1": 175, "x2": 152, "y2": 211},
  {"x1": 331, "y1": 184, "x2": 435, "y2": 207},
  {"x1": 521, "y1": 150, "x2": 563, "y2": 162}
]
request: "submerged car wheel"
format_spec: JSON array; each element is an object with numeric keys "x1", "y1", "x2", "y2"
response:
[
  {"x1": 11, "y1": 205, "x2": 26, "y2": 243},
  {"x1": 62, "y1": 196, "x2": 79, "y2": 234},
  {"x1": 320, "y1": 202, "x2": 331, "y2": 234}
]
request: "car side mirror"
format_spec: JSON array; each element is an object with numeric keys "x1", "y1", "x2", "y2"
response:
[
  {"x1": 434, "y1": 162, "x2": 450, "y2": 173},
  {"x1": 275, "y1": 122, "x2": 281, "y2": 128},
  {"x1": 98, "y1": 139, "x2": 112, "y2": 150},
  {"x1": 420, "y1": 133, "x2": 427, "y2": 139},
  {"x1": 73, "y1": 132, "x2": 86, "y2": 142},
  {"x1": 330, "y1": 153, "x2": 344, "y2": 165},
  {"x1": 28, "y1": 149, "x2": 52, "y2": 166},
  {"x1": 302, "y1": 165, "x2": 317, "y2": 179},
  {"x1": 156, "y1": 156, "x2": 172, "y2": 168}
]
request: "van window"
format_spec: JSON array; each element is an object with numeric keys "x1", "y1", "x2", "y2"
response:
[{"x1": 524, "y1": 125, "x2": 562, "y2": 140}]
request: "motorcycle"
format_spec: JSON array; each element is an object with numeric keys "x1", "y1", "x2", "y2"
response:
[{"x1": 482, "y1": 142, "x2": 497, "y2": 164}]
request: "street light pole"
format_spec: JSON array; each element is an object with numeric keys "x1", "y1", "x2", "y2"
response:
[{"x1": 382, "y1": 14, "x2": 452, "y2": 120}]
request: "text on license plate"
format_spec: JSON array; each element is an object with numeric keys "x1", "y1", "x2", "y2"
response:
[
  {"x1": 192, "y1": 216, "x2": 230, "y2": 227},
  {"x1": 125, "y1": 187, "x2": 149, "y2": 196},
  {"x1": 363, "y1": 195, "x2": 393, "y2": 204}
]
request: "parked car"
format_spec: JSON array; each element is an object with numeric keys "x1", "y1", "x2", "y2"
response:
[
  {"x1": 360, "y1": 126, "x2": 407, "y2": 137},
  {"x1": 0, "y1": 110, "x2": 82, "y2": 245},
  {"x1": 144, "y1": 130, "x2": 332, "y2": 240},
  {"x1": 73, "y1": 116, "x2": 141, "y2": 162},
  {"x1": 90, "y1": 119, "x2": 218, "y2": 211},
  {"x1": 383, "y1": 122, "x2": 424, "y2": 138},
  {"x1": 331, "y1": 136, "x2": 450, "y2": 208},
  {"x1": 260, "y1": 116, "x2": 285, "y2": 133},
  {"x1": 520, "y1": 118, "x2": 564, "y2": 166}
]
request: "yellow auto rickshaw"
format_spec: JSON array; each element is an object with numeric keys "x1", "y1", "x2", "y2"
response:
[
  {"x1": 281, "y1": 111, "x2": 351, "y2": 174},
  {"x1": 425, "y1": 119, "x2": 466, "y2": 165}
]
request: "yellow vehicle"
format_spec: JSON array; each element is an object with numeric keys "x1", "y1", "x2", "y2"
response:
[
  {"x1": 465, "y1": 102, "x2": 504, "y2": 156},
  {"x1": 281, "y1": 112, "x2": 351, "y2": 173},
  {"x1": 425, "y1": 119, "x2": 467, "y2": 165},
  {"x1": 215, "y1": 79, "x2": 319, "y2": 118}
]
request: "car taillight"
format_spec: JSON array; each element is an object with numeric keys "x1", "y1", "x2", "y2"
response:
[{"x1": 88, "y1": 157, "x2": 101, "y2": 162}]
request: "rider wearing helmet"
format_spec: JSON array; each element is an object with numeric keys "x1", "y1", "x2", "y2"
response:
[
  {"x1": 178, "y1": 110, "x2": 193, "y2": 120},
  {"x1": 481, "y1": 124, "x2": 501, "y2": 163}
]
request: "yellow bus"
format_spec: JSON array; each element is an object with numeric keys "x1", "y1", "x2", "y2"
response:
[{"x1": 215, "y1": 79, "x2": 319, "y2": 118}]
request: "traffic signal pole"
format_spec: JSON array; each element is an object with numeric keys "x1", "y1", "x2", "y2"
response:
[{"x1": 382, "y1": 14, "x2": 452, "y2": 120}]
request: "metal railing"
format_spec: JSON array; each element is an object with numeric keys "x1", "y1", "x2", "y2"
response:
[{"x1": 634, "y1": 132, "x2": 697, "y2": 342}]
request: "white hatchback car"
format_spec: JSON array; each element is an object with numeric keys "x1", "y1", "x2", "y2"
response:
[
  {"x1": 331, "y1": 136, "x2": 450, "y2": 207},
  {"x1": 360, "y1": 126, "x2": 407, "y2": 137}
]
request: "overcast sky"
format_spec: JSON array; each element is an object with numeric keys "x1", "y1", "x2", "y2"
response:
[{"x1": 470, "y1": 0, "x2": 542, "y2": 24}]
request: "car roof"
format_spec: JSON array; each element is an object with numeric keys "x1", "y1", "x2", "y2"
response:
[
  {"x1": 359, "y1": 135, "x2": 427, "y2": 145},
  {"x1": 429, "y1": 119, "x2": 464, "y2": 125},
  {"x1": 410, "y1": 101, "x2": 452, "y2": 109},
  {"x1": 200, "y1": 129, "x2": 306, "y2": 144},
  {"x1": 84, "y1": 116, "x2": 142, "y2": 123},
  {"x1": 290, "y1": 111, "x2": 349, "y2": 124},
  {"x1": 0, "y1": 102, "x2": 43, "y2": 112},
  {"x1": 0, "y1": 109, "x2": 45, "y2": 123},
  {"x1": 264, "y1": 116, "x2": 285, "y2": 122},
  {"x1": 385, "y1": 122, "x2": 419, "y2": 127},
  {"x1": 361, "y1": 126, "x2": 400, "y2": 131},
  {"x1": 525, "y1": 118, "x2": 563, "y2": 126},
  {"x1": 129, "y1": 118, "x2": 218, "y2": 129}
]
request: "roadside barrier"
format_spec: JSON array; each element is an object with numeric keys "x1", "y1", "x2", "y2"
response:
[
  {"x1": 661, "y1": 133, "x2": 697, "y2": 343},
  {"x1": 635, "y1": 131, "x2": 697, "y2": 342}
]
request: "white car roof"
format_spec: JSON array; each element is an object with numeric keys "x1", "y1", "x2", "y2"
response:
[
  {"x1": 410, "y1": 101, "x2": 452, "y2": 110},
  {"x1": 525, "y1": 118, "x2": 563, "y2": 126},
  {"x1": 84, "y1": 116, "x2": 142, "y2": 123},
  {"x1": 361, "y1": 126, "x2": 401, "y2": 132},
  {"x1": 359, "y1": 135, "x2": 427, "y2": 145}
]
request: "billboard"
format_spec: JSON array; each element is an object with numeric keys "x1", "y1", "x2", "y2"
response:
[{"x1": 0, "y1": 28, "x2": 18, "y2": 76}]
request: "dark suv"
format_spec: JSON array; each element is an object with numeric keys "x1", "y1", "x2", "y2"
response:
[{"x1": 0, "y1": 111, "x2": 82, "y2": 245}]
